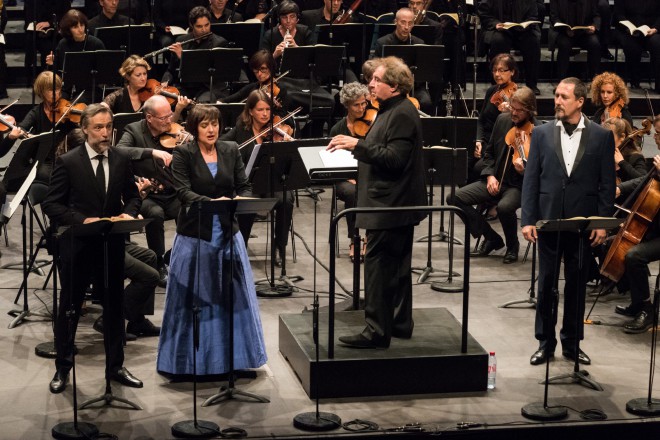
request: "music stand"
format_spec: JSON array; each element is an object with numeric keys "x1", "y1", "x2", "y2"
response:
[
  {"x1": 1, "y1": 131, "x2": 59, "y2": 192},
  {"x1": 382, "y1": 44, "x2": 444, "y2": 92},
  {"x1": 212, "y1": 103, "x2": 244, "y2": 132},
  {"x1": 180, "y1": 48, "x2": 243, "y2": 103},
  {"x1": 210, "y1": 22, "x2": 263, "y2": 59},
  {"x1": 112, "y1": 113, "x2": 143, "y2": 141},
  {"x1": 63, "y1": 50, "x2": 125, "y2": 103},
  {"x1": 197, "y1": 199, "x2": 276, "y2": 408},
  {"x1": 94, "y1": 24, "x2": 152, "y2": 57},
  {"x1": 316, "y1": 23, "x2": 374, "y2": 73},
  {"x1": 375, "y1": 24, "x2": 437, "y2": 45},
  {"x1": 499, "y1": 241, "x2": 537, "y2": 308}
]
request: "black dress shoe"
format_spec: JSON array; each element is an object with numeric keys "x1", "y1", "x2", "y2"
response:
[
  {"x1": 157, "y1": 266, "x2": 168, "y2": 288},
  {"x1": 127, "y1": 318, "x2": 161, "y2": 337},
  {"x1": 503, "y1": 246, "x2": 519, "y2": 264},
  {"x1": 562, "y1": 348, "x2": 591, "y2": 365},
  {"x1": 109, "y1": 367, "x2": 143, "y2": 388},
  {"x1": 624, "y1": 310, "x2": 655, "y2": 334},
  {"x1": 338, "y1": 334, "x2": 388, "y2": 349},
  {"x1": 530, "y1": 348, "x2": 553, "y2": 365},
  {"x1": 471, "y1": 237, "x2": 504, "y2": 257},
  {"x1": 615, "y1": 303, "x2": 641, "y2": 317},
  {"x1": 49, "y1": 370, "x2": 69, "y2": 394}
]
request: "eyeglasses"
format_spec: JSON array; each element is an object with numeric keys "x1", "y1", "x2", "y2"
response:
[
  {"x1": 149, "y1": 113, "x2": 173, "y2": 121},
  {"x1": 492, "y1": 68, "x2": 510, "y2": 74},
  {"x1": 253, "y1": 67, "x2": 270, "y2": 73}
]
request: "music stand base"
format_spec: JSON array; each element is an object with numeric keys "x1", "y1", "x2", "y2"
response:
[
  {"x1": 293, "y1": 411, "x2": 341, "y2": 431},
  {"x1": 543, "y1": 370, "x2": 604, "y2": 391},
  {"x1": 521, "y1": 402, "x2": 568, "y2": 421},
  {"x1": 430, "y1": 279, "x2": 463, "y2": 293},
  {"x1": 171, "y1": 420, "x2": 219, "y2": 438},
  {"x1": 499, "y1": 297, "x2": 537, "y2": 308},
  {"x1": 78, "y1": 392, "x2": 142, "y2": 410},
  {"x1": 416, "y1": 232, "x2": 463, "y2": 245},
  {"x1": 8, "y1": 308, "x2": 51, "y2": 329},
  {"x1": 51, "y1": 422, "x2": 99, "y2": 440},
  {"x1": 255, "y1": 279, "x2": 294, "y2": 297},
  {"x1": 626, "y1": 398, "x2": 660, "y2": 416},
  {"x1": 202, "y1": 385, "x2": 270, "y2": 407},
  {"x1": 35, "y1": 341, "x2": 57, "y2": 358}
]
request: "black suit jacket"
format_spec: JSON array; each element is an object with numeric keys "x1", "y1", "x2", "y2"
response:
[
  {"x1": 43, "y1": 146, "x2": 141, "y2": 226},
  {"x1": 172, "y1": 140, "x2": 251, "y2": 240},
  {"x1": 521, "y1": 115, "x2": 616, "y2": 226}
]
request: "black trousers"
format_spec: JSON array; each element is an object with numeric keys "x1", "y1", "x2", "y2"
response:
[
  {"x1": 140, "y1": 195, "x2": 180, "y2": 267},
  {"x1": 555, "y1": 32, "x2": 601, "y2": 80},
  {"x1": 362, "y1": 225, "x2": 415, "y2": 347},
  {"x1": 535, "y1": 231, "x2": 589, "y2": 352},
  {"x1": 56, "y1": 233, "x2": 125, "y2": 378},
  {"x1": 626, "y1": 236, "x2": 660, "y2": 307},
  {"x1": 598, "y1": 0, "x2": 612, "y2": 52},
  {"x1": 335, "y1": 180, "x2": 356, "y2": 238},
  {"x1": 615, "y1": 30, "x2": 660, "y2": 90},
  {"x1": 124, "y1": 243, "x2": 159, "y2": 322},
  {"x1": 237, "y1": 190, "x2": 294, "y2": 253},
  {"x1": 488, "y1": 29, "x2": 541, "y2": 88}
]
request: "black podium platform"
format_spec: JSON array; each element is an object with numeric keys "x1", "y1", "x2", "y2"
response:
[{"x1": 279, "y1": 307, "x2": 488, "y2": 399}]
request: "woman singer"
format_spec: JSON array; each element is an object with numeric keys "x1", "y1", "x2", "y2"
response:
[{"x1": 157, "y1": 104, "x2": 267, "y2": 376}]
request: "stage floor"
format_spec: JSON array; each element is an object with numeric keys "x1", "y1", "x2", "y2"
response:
[{"x1": 1, "y1": 190, "x2": 660, "y2": 439}]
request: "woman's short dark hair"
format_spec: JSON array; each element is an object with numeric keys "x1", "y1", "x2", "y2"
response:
[
  {"x1": 278, "y1": 1, "x2": 299, "y2": 18},
  {"x1": 59, "y1": 9, "x2": 88, "y2": 40},
  {"x1": 186, "y1": 105, "x2": 221, "y2": 140},
  {"x1": 249, "y1": 50, "x2": 276, "y2": 75},
  {"x1": 240, "y1": 90, "x2": 270, "y2": 128},
  {"x1": 490, "y1": 53, "x2": 517, "y2": 76}
]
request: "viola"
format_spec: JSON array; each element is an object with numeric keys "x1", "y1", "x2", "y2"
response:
[
  {"x1": 333, "y1": 0, "x2": 362, "y2": 24},
  {"x1": 601, "y1": 98, "x2": 625, "y2": 123},
  {"x1": 138, "y1": 79, "x2": 191, "y2": 107},
  {"x1": 158, "y1": 122, "x2": 193, "y2": 149},
  {"x1": 490, "y1": 82, "x2": 517, "y2": 110},
  {"x1": 504, "y1": 120, "x2": 533, "y2": 163}
]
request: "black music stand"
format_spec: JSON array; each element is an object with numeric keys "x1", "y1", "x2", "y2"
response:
[
  {"x1": 213, "y1": 103, "x2": 244, "y2": 132},
  {"x1": 412, "y1": 147, "x2": 467, "y2": 283},
  {"x1": 180, "y1": 48, "x2": 243, "y2": 103},
  {"x1": 249, "y1": 139, "x2": 315, "y2": 296},
  {"x1": 2, "y1": 131, "x2": 58, "y2": 192},
  {"x1": 94, "y1": 24, "x2": 152, "y2": 57},
  {"x1": 375, "y1": 24, "x2": 437, "y2": 45},
  {"x1": 382, "y1": 44, "x2": 444, "y2": 97},
  {"x1": 112, "y1": 113, "x2": 143, "y2": 142},
  {"x1": 210, "y1": 22, "x2": 263, "y2": 59},
  {"x1": 197, "y1": 198, "x2": 276, "y2": 408},
  {"x1": 316, "y1": 23, "x2": 374, "y2": 73},
  {"x1": 63, "y1": 50, "x2": 125, "y2": 103}
]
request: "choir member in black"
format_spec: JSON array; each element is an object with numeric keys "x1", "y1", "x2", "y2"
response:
[
  {"x1": 602, "y1": 117, "x2": 648, "y2": 183},
  {"x1": 427, "y1": 0, "x2": 467, "y2": 89},
  {"x1": 329, "y1": 82, "x2": 370, "y2": 261},
  {"x1": 598, "y1": 0, "x2": 614, "y2": 60},
  {"x1": 153, "y1": 0, "x2": 206, "y2": 50},
  {"x1": 478, "y1": 0, "x2": 541, "y2": 95},
  {"x1": 87, "y1": 0, "x2": 133, "y2": 33},
  {"x1": 260, "y1": 1, "x2": 313, "y2": 61},
  {"x1": 548, "y1": 0, "x2": 600, "y2": 81},
  {"x1": 162, "y1": 6, "x2": 228, "y2": 102},
  {"x1": 24, "y1": 0, "x2": 70, "y2": 76},
  {"x1": 45, "y1": 9, "x2": 106, "y2": 97},
  {"x1": 301, "y1": 0, "x2": 344, "y2": 33},
  {"x1": 613, "y1": 0, "x2": 660, "y2": 92},
  {"x1": 221, "y1": 50, "x2": 288, "y2": 112},
  {"x1": 219, "y1": 89, "x2": 295, "y2": 266},
  {"x1": 589, "y1": 71, "x2": 633, "y2": 126},
  {"x1": 373, "y1": 8, "x2": 433, "y2": 115},
  {"x1": 42, "y1": 104, "x2": 143, "y2": 394},
  {"x1": 209, "y1": 0, "x2": 243, "y2": 23}
]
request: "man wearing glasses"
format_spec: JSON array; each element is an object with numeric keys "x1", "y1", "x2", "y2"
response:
[{"x1": 115, "y1": 95, "x2": 186, "y2": 287}]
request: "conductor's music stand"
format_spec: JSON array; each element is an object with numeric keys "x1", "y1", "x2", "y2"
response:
[
  {"x1": 63, "y1": 50, "x2": 125, "y2": 103},
  {"x1": 180, "y1": 48, "x2": 243, "y2": 103},
  {"x1": 94, "y1": 24, "x2": 152, "y2": 57},
  {"x1": 210, "y1": 22, "x2": 263, "y2": 59}
]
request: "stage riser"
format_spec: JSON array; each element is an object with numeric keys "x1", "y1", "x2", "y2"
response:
[{"x1": 279, "y1": 308, "x2": 489, "y2": 399}]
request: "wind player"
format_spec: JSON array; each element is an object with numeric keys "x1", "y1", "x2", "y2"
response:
[
  {"x1": 42, "y1": 104, "x2": 143, "y2": 393},
  {"x1": 260, "y1": 1, "x2": 313, "y2": 61},
  {"x1": 300, "y1": 0, "x2": 346, "y2": 33},
  {"x1": 448, "y1": 87, "x2": 538, "y2": 264}
]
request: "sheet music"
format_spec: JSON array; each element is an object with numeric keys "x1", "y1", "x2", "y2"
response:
[
  {"x1": 245, "y1": 144, "x2": 261, "y2": 177},
  {"x1": 1, "y1": 161, "x2": 38, "y2": 222},
  {"x1": 319, "y1": 149, "x2": 357, "y2": 168}
]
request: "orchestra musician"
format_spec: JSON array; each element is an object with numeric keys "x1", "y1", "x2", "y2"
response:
[
  {"x1": 327, "y1": 56, "x2": 427, "y2": 349},
  {"x1": 522, "y1": 78, "x2": 616, "y2": 366},
  {"x1": 115, "y1": 95, "x2": 188, "y2": 287},
  {"x1": 260, "y1": 1, "x2": 313, "y2": 61},
  {"x1": 157, "y1": 104, "x2": 267, "y2": 376},
  {"x1": 153, "y1": 0, "x2": 207, "y2": 51},
  {"x1": 220, "y1": 89, "x2": 295, "y2": 266},
  {"x1": 329, "y1": 82, "x2": 371, "y2": 262},
  {"x1": 301, "y1": 0, "x2": 346, "y2": 32},
  {"x1": 408, "y1": 0, "x2": 442, "y2": 45},
  {"x1": 350, "y1": 0, "x2": 397, "y2": 20},
  {"x1": 601, "y1": 117, "x2": 647, "y2": 183},
  {"x1": 87, "y1": 0, "x2": 133, "y2": 33},
  {"x1": 589, "y1": 72, "x2": 633, "y2": 127},
  {"x1": 103, "y1": 55, "x2": 152, "y2": 114},
  {"x1": 209, "y1": 0, "x2": 244, "y2": 23},
  {"x1": 448, "y1": 87, "x2": 538, "y2": 265},
  {"x1": 24, "y1": 0, "x2": 70, "y2": 77},
  {"x1": 42, "y1": 104, "x2": 143, "y2": 394},
  {"x1": 162, "y1": 6, "x2": 229, "y2": 102}
]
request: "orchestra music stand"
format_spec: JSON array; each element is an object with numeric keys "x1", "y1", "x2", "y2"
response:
[
  {"x1": 316, "y1": 23, "x2": 374, "y2": 74},
  {"x1": 94, "y1": 24, "x2": 152, "y2": 57},
  {"x1": 412, "y1": 147, "x2": 466, "y2": 283},
  {"x1": 382, "y1": 44, "x2": 444, "y2": 84},
  {"x1": 213, "y1": 103, "x2": 244, "y2": 133},
  {"x1": 63, "y1": 50, "x2": 125, "y2": 103},
  {"x1": 180, "y1": 48, "x2": 243, "y2": 103},
  {"x1": 112, "y1": 113, "x2": 143, "y2": 141},
  {"x1": 197, "y1": 199, "x2": 276, "y2": 408},
  {"x1": 210, "y1": 22, "x2": 263, "y2": 59}
]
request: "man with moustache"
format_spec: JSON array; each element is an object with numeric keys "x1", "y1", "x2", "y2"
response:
[
  {"x1": 522, "y1": 77, "x2": 615, "y2": 366},
  {"x1": 42, "y1": 104, "x2": 143, "y2": 393},
  {"x1": 448, "y1": 87, "x2": 539, "y2": 264}
]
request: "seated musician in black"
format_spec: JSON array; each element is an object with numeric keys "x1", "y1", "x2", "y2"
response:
[
  {"x1": 162, "y1": 6, "x2": 228, "y2": 102},
  {"x1": 260, "y1": 1, "x2": 313, "y2": 62},
  {"x1": 301, "y1": 0, "x2": 346, "y2": 33},
  {"x1": 87, "y1": 0, "x2": 133, "y2": 33},
  {"x1": 350, "y1": 0, "x2": 397, "y2": 21},
  {"x1": 153, "y1": 0, "x2": 207, "y2": 53},
  {"x1": 209, "y1": 0, "x2": 244, "y2": 23},
  {"x1": 220, "y1": 89, "x2": 295, "y2": 266}
]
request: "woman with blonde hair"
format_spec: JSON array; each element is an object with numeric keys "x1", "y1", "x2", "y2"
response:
[{"x1": 590, "y1": 72, "x2": 633, "y2": 126}]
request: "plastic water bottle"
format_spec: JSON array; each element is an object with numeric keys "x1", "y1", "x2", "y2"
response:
[{"x1": 487, "y1": 352, "x2": 496, "y2": 390}]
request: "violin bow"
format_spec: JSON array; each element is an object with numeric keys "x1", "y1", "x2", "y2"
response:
[{"x1": 54, "y1": 90, "x2": 86, "y2": 127}]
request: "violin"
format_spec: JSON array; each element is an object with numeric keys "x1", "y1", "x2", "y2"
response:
[
  {"x1": 601, "y1": 98, "x2": 625, "y2": 123},
  {"x1": 618, "y1": 118, "x2": 651, "y2": 157},
  {"x1": 504, "y1": 120, "x2": 533, "y2": 163},
  {"x1": 48, "y1": 98, "x2": 87, "y2": 125},
  {"x1": 138, "y1": 79, "x2": 191, "y2": 107},
  {"x1": 352, "y1": 100, "x2": 378, "y2": 138},
  {"x1": 158, "y1": 122, "x2": 193, "y2": 149},
  {"x1": 333, "y1": 0, "x2": 362, "y2": 24},
  {"x1": 239, "y1": 107, "x2": 302, "y2": 149},
  {"x1": 0, "y1": 113, "x2": 30, "y2": 139},
  {"x1": 490, "y1": 82, "x2": 517, "y2": 111}
]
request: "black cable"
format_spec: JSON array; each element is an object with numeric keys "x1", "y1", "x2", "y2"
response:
[{"x1": 342, "y1": 418, "x2": 379, "y2": 431}]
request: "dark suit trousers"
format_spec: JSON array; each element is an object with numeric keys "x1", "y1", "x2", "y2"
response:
[
  {"x1": 555, "y1": 32, "x2": 601, "y2": 80},
  {"x1": 625, "y1": 236, "x2": 660, "y2": 307},
  {"x1": 489, "y1": 29, "x2": 541, "y2": 88},
  {"x1": 615, "y1": 31, "x2": 660, "y2": 90},
  {"x1": 362, "y1": 225, "x2": 415, "y2": 346},
  {"x1": 56, "y1": 234, "x2": 126, "y2": 378},
  {"x1": 141, "y1": 195, "x2": 180, "y2": 266},
  {"x1": 535, "y1": 231, "x2": 589, "y2": 352},
  {"x1": 124, "y1": 243, "x2": 159, "y2": 322}
]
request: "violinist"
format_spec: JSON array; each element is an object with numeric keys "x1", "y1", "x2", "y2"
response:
[
  {"x1": 209, "y1": 0, "x2": 244, "y2": 23},
  {"x1": 601, "y1": 117, "x2": 647, "y2": 183},
  {"x1": 301, "y1": 0, "x2": 346, "y2": 33},
  {"x1": 329, "y1": 82, "x2": 371, "y2": 262},
  {"x1": 221, "y1": 50, "x2": 288, "y2": 113},
  {"x1": 448, "y1": 86, "x2": 539, "y2": 265},
  {"x1": 589, "y1": 72, "x2": 633, "y2": 127},
  {"x1": 260, "y1": 1, "x2": 313, "y2": 61},
  {"x1": 103, "y1": 55, "x2": 152, "y2": 114},
  {"x1": 115, "y1": 95, "x2": 184, "y2": 287},
  {"x1": 220, "y1": 89, "x2": 295, "y2": 266}
]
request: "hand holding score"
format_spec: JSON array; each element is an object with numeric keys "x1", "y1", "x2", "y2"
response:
[{"x1": 327, "y1": 135, "x2": 359, "y2": 152}]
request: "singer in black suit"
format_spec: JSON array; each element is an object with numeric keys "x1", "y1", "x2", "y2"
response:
[
  {"x1": 42, "y1": 104, "x2": 143, "y2": 394},
  {"x1": 327, "y1": 57, "x2": 427, "y2": 349},
  {"x1": 521, "y1": 78, "x2": 616, "y2": 366}
]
